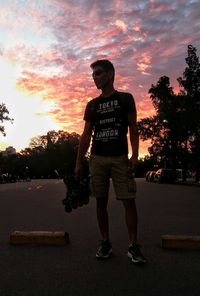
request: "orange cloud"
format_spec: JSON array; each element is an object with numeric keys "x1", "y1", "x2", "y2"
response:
[
  {"x1": 1, "y1": 0, "x2": 199, "y2": 157},
  {"x1": 137, "y1": 53, "x2": 152, "y2": 75},
  {"x1": 115, "y1": 20, "x2": 128, "y2": 32}
]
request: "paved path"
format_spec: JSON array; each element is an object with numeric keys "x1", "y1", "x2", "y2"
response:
[{"x1": 0, "y1": 179, "x2": 200, "y2": 296}]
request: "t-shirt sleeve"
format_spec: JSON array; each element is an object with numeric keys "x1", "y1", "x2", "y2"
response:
[
  {"x1": 125, "y1": 93, "x2": 136, "y2": 114},
  {"x1": 83, "y1": 100, "x2": 95, "y2": 123}
]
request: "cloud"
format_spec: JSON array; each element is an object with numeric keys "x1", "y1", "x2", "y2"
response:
[
  {"x1": 115, "y1": 20, "x2": 128, "y2": 32},
  {"x1": 1, "y1": 0, "x2": 200, "y2": 155},
  {"x1": 137, "y1": 53, "x2": 152, "y2": 75}
]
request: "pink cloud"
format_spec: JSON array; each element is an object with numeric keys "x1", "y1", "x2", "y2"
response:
[{"x1": 1, "y1": 0, "x2": 200, "y2": 156}]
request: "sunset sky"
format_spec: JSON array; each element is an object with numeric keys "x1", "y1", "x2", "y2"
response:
[{"x1": 0, "y1": 0, "x2": 200, "y2": 157}]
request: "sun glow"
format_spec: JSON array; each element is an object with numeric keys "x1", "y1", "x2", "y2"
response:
[{"x1": 0, "y1": 58, "x2": 59, "y2": 152}]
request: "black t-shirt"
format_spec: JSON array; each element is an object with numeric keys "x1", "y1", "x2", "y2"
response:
[{"x1": 84, "y1": 91, "x2": 136, "y2": 156}]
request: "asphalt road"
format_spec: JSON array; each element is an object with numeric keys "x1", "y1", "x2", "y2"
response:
[{"x1": 0, "y1": 179, "x2": 200, "y2": 296}]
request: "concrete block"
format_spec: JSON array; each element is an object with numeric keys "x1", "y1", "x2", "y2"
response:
[
  {"x1": 161, "y1": 235, "x2": 200, "y2": 249},
  {"x1": 10, "y1": 231, "x2": 69, "y2": 246}
]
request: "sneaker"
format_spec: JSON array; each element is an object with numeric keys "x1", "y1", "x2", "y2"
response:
[
  {"x1": 127, "y1": 243, "x2": 146, "y2": 264},
  {"x1": 96, "y1": 240, "x2": 112, "y2": 259}
]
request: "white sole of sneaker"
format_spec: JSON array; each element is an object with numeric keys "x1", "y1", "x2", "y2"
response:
[
  {"x1": 127, "y1": 251, "x2": 146, "y2": 264},
  {"x1": 96, "y1": 249, "x2": 112, "y2": 259}
]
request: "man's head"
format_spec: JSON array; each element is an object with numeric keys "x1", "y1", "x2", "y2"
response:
[{"x1": 90, "y1": 59, "x2": 115, "y2": 90}]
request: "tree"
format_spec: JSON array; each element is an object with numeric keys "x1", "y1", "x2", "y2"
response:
[
  {"x1": 0, "y1": 103, "x2": 13, "y2": 136},
  {"x1": 138, "y1": 45, "x2": 200, "y2": 182},
  {"x1": 178, "y1": 45, "x2": 200, "y2": 182},
  {"x1": 138, "y1": 76, "x2": 182, "y2": 169},
  {"x1": 178, "y1": 45, "x2": 200, "y2": 96},
  {"x1": 22, "y1": 130, "x2": 81, "y2": 178}
]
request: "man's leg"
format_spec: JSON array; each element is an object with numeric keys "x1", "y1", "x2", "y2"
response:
[
  {"x1": 89, "y1": 155, "x2": 112, "y2": 258},
  {"x1": 96, "y1": 196, "x2": 109, "y2": 241},
  {"x1": 96, "y1": 196, "x2": 112, "y2": 259},
  {"x1": 122, "y1": 199, "x2": 138, "y2": 244},
  {"x1": 123, "y1": 198, "x2": 146, "y2": 264}
]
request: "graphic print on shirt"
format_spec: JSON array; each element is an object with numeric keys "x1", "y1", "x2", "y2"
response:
[
  {"x1": 84, "y1": 91, "x2": 135, "y2": 155},
  {"x1": 94, "y1": 97, "x2": 123, "y2": 143}
]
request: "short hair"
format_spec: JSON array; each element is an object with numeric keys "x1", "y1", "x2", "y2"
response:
[{"x1": 90, "y1": 59, "x2": 115, "y2": 82}]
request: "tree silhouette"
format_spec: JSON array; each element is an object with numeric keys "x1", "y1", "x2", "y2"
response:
[
  {"x1": 0, "y1": 103, "x2": 13, "y2": 136},
  {"x1": 138, "y1": 76, "x2": 180, "y2": 169},
  {"x1": 178, "y1": 45, "x2": 200, "y2": 182},
  {"x1": 138, "y1": 45, "x2": 200, "y2": 181},
  {"x1": 20, "y1": 130, "x2": 81, "y2": 178}
]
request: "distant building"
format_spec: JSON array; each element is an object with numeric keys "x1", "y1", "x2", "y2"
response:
[{"x1": 1, "y1": 146, "x2": 17, "y2": 157}]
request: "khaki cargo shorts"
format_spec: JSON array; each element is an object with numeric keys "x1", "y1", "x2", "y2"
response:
[{"x1": 89, "y1": 154, "x2": 137, "y2": 200}]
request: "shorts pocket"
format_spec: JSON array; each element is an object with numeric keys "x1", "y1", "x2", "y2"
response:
[{"x1": 128, "y1": 177, "x2": 137, "y2": 193}]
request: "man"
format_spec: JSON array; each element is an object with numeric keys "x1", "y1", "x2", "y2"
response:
[{"x1": 75, "y1": 60, "x2": 146, "y2": 264}]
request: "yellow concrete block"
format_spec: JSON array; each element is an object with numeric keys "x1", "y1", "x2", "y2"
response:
[
  {"x1": 10, "y1": 231, "x2": 69, "y2": 245},
  {"x1": 161, "y1": 235, "x2": 200, "y2": 249}
]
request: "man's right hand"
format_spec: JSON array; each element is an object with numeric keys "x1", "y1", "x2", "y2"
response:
[{"x1": 74, "y1": 121, "x2": 93, "y2": 176}]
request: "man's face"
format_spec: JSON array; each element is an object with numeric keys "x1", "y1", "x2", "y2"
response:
[{"x1": 92, "y1": 66, "x2": 113, "y2": 90}]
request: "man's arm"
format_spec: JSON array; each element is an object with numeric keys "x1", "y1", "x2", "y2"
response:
[
  {"x1": 128, "y1": 112, "x2": 139, "y2": 172},
  {"x1": 75, "y1": 121, "x2": 93, "y2": 175}
]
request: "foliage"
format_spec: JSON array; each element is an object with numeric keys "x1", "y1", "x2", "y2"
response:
[
  {"x1": 138, "y1": 45, "x2": 200, "y2": 181},
  {"x1": 178, "y1": 45, "x2": 200, "y2": 181},
  {"x1": 0, "y1": 103, "x2": 13, "y2": 136},
  {"x1": 0, "y1": 130, "x2": 81, "y2": 179}
]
